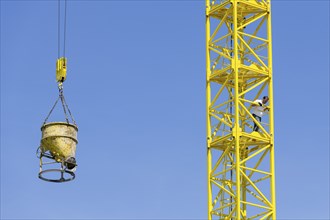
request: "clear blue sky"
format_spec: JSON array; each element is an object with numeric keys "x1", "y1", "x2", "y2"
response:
[{"x1": 1, "y1": 0, "x2": 329, "y2": 219}]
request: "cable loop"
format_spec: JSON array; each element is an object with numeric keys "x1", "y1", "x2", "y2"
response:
[{"x1": 43, "y1": 84, "x2": 76, "y2": 125}]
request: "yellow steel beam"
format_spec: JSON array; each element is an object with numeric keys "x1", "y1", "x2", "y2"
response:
[
  {"x1": 247, "y1": 16, "x2": 267, "y2": 46},
  {"x1": 210, "y1": 46, "x2": 232, "y2": 60},
  {"x1": 212, "y1": 99, "x2": 233, "y2": 110},
  {"x1": 206, "y1": 1, "x2": 213, "y2": 219},
  {"x1": 238, "y1": 31, "x2": 268, "y2": 43},
  {"x1": 267, "y1": 3, "x2": 277, "y2": 219},
  {"x1": 237, "y1": 12, "x2": 268, "y2": 30},
  {"x1": 238, "y1": 34, "x2": 268, "y2": 69},
  {"x1": 210, "y1": 112, "x2": 233, "y2": 127},
  {"x1": 248, "y1": 210, "x2": 272, "y2": 220},
  {"x1": 210, "y1": 9, "x2": 231, "y2": 41},
  {"x1": 239, "y1": 0, "x2": 268, "y2": 11},
  {"x1": 240, "y1": 166, "x2": 271, "y2": 176},
  {"x1": 240, "y1": 201, "x2": 271, "y2": 211},
  {"x1": 211, "y1": 142, "x2": 234, "y2": 175},
  {"x1": 209, "y1": 1, "x2": 230, "y2": 16},
  {"x1": 245, "y1": 188, "x2": 270, "y2": 206},
  {"x1": 211, "y1": 179, "x2": 236, "y2": 198},
  {"x1": 247, "y1": 148, "x2": 269, "y2": 178},
  {"x1": 232, "y1": 2, "x2": 242, "y2": 219},
  {"x1": 238, "y1": 77, "x2": 269, "y2": 97},
  {"x1": 213, "y1": 166, "x2": 235, "y2": 178},
  {"x1": 210, "y1": 75, "x2": 230, "y2": 105},
  {"x1": 240, "y1": 170, "x2": 272, "y2": 207}
]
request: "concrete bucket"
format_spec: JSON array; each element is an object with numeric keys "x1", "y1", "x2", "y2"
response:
[{"x1": 40, "y1": 122, "x2": 78, "y2": 163}]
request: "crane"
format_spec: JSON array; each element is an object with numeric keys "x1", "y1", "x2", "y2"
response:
[{"x1": 206, "y1": 0, "x2": 276, "y2": 219}]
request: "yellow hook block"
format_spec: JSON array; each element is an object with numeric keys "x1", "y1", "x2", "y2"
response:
[{"x1": 56, "y1": 57, "x2": 67, "y2": 83}]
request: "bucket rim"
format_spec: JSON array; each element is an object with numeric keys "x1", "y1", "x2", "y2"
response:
[{"x1": 41, "y1": 122, "x2": 78, "y2": 131}]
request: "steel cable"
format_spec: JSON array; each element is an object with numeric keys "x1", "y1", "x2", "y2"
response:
[
  {"x1": 58, "y1": 0, "x2": 67, "y2": 58},
  {"x1": 58, "y1": 0, "x2": 60, "y2": 58},
  {"x1": 63, "y1": 0, "x2": 67, "y2": 57},
  {"x1": 43, "y1": 96, "x2": 60, "y2": 125}
]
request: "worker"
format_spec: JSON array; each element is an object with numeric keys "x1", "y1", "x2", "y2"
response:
[{"x1": 251, "y1": 96, "x2": 269, "y2": 132}]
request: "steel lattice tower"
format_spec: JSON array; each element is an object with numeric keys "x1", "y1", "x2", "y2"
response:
[{"x1": 206, "y1": 0, "x2": 276, "y2": 219}]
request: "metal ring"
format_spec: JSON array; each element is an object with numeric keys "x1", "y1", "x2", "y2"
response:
[{"x1": 39, "y1": 169, "x2": 75, "y2": 183}]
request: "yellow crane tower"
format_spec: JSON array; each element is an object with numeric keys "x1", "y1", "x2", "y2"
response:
[{"x1": 206, "y1": 0, "x2": 276, "y2": 219}]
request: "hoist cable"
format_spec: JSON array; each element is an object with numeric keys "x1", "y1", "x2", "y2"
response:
[
  {"x1": 58, "y1": 0, "x2": 60, "y2": 58},
  {"x1": 57, "y1": 0, "x2": 68, "y2": 58},
  {"x1": 63, "y1": 0, "x2": 67, "y2": 57}
]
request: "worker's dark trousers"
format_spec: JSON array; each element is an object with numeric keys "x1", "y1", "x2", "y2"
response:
[{"x1": 252, "y1": 114, "x2": 261, "y2": 132}]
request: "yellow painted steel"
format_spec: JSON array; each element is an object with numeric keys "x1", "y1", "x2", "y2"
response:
[
  {"x1": 40, "y1": 122, "x2": 78, "y2": 162},
  {"x1": 56, "y1": 57, "x2": 67, "y2": 83},
  {"x1": 206, "y1": 0, "x2": 276, "y2": 219},
  {"x1": 206, "y1": 1, "x2": 213, "y2": 220}
]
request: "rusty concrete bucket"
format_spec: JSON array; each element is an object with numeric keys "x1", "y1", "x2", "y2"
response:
[{"x1": 39, "y1": 122, "x2": 78, "y2": 182}]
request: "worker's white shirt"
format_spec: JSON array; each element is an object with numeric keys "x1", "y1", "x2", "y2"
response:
[{"x1": 252, "y1": 99, "x2": 266, "y2": 117}]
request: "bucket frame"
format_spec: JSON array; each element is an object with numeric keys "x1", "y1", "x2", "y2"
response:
[{"x1": 37, "y1": 147, "x2": 76, "y2": 183}]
